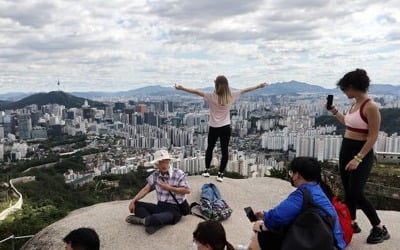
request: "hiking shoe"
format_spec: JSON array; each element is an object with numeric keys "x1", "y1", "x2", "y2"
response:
[
  {"x1": 352, "y1": 222, "x2": 362, "y2": 233},
  {"x1": 216, "y1": 172, "x2": 224, "y2": 182},
  {"x1": 366, "y1": 225, "x2": 390, "y2": 244},
  {"x1": 202, "y1": 169, "x2": 210, "y2": 177},
  {"x1": 145, "y1": 225, "x2": 162, "y2": 234},
  {"x1": 125, "y1": 215, "x2": 144, "y2": 225}
]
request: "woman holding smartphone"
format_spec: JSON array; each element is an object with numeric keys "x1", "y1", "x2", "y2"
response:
[
  {"x1": 175, "y1": 75, "x2": 266, "y2": 182},
  {"x1": 328, "y1": 69, "x2": 390, "y2": 244}
]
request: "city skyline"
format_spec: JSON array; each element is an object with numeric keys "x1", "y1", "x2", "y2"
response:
[{"x1": 1, "y1": 0, "x2": 400, "y2": 93}]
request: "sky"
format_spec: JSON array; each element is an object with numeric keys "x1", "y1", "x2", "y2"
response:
[{"x1": 0, "y1": 0, "x2": 400, "y2": 93}]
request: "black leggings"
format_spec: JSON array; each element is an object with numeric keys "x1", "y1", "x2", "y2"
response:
[
  {"x1": 339, "y1": 138, "x2": 380, "y2": 226},
  {"x1": 205, "y1": 125, "x2": 231, "y2": 173}
]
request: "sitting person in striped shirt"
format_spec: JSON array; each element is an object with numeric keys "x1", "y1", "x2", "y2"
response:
[{"x1": 125, "y1": 149, "x2": 190, "y2": 234}]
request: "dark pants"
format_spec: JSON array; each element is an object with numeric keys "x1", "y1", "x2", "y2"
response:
[
  {"x1": 134, "y1": 201, "x2": 181, "y2": 227},
  {"x1": 339, "y1": 138, "x2": 381, "y2": 226},
  {"x1": 205, "y1": 125, "x2": 231, "y2": 173},
  {"x1": 257, "y1": 230, "x2": 284, "y2": 250}
]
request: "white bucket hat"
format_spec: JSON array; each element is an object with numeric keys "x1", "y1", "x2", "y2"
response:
[{"x1": 150, "y1": 150, "x2": 173, "y2": 165}]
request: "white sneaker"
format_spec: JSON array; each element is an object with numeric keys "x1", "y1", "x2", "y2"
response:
[
  {"x1": 216, "y1": 172, "x2": 224, "y2": 182},
  {"x1": 202, "y1": 171, "x2": 210, "y2": 177}
]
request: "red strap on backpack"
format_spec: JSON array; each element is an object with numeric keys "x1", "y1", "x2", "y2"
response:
[{"x1": 332, "y1": 196, "x2": 353, "y2": 245}]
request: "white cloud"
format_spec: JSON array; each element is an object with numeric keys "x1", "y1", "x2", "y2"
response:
[{"x1": 0, "y1": 0, "x2": 399, "y2": 93}]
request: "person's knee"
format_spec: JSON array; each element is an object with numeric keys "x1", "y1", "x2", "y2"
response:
[
  {"x1": 347, "y1": 188, "x2": 364, "y2": 201},
  {"x1": 206, "y1": 146, "x2": 214, "y2": 153},
  {"x1": 133, "y1": 203, "x2": 147, "y2": 216},
  {"x1": 151, "y1": 212, "x2": 175, "y2": 226},
  {"x1": 221, "y1": 148, "x2": 228, "y2": 157},
  {"x1": 172, "y1": 213, "x2": 182, "y2": 224}
]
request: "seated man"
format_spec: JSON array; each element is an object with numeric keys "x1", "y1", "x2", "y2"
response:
[
  {"x1": 125, "y1": 149, "x2": 190, "y2": 234},
  {"x1": 248, "y1": 157, "x2": 346, "y2": 250},
  {"x1": 63, "y1": 227, "x2": 99, "y2": 250}
]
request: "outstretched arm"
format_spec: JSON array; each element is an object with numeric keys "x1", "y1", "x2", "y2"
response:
[
  {"x1": 175, "y1": 84, "x2": 205, "y2": 97},
  {"x1": 240, "y1": 83, "x2": 267, "y2": 94}
]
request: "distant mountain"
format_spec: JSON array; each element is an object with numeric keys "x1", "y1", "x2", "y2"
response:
[
  {"x1": 0, "y1": 91, "x2": 105, "y2": 110},
  {"x1": 127, "y1": 85, "x2": 176, "y2": 96},
  {"x1": 72, "y1": 85, "x2": 178, "y2": 99},
  {"x1": 71, "y1": 91, "x2": 117, "y2": 99},
  {"x1": 123, "y1": 82, "x2": 333, "y2": 96},
  {"x1": 257, "y1": 80, "x2": 335, "y2": 95},
  {"x1": 370, "y1": 84, "x2": 400, "y2": 95},
  {"x1": 2, "y1": 82, "x2": 400, "y2": 100},
  {"x1": 72, "y1": 82, "x2": 333, "y2": 98},
  {"x1": 0, "y1": 100, "x2": 12, "y2": 107},
  {"x1": 0, "y1": 92, "x2": 31, "y2": 101}
]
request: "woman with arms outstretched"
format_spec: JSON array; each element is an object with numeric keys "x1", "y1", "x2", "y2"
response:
[{"x1": 175, "y1": 75, "x2": 266, "y2": 182}]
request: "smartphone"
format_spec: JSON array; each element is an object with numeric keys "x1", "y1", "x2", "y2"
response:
[
  {"x1": 244, "y1": 207, "x2": 257, "y2": 222},
  {"x1": 326, "y1": 95, "x2": 334, "y2": 110}
]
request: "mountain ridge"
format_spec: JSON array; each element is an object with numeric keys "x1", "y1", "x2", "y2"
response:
[
  {"x1": 0, "y1": 91, "x2": 105, "y2": 110},
  {"x1": 2, "y1": 81, "x2": 400, "y2": 102}
]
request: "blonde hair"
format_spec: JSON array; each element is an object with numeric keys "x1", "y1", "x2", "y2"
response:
[{"x1": 214, "y1": 75, "x2": 232, "y2": 105}]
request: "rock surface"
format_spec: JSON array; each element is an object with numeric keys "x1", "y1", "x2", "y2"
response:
[{"x1": 22, "y1": 176, "x2": 399, "y2": 250}]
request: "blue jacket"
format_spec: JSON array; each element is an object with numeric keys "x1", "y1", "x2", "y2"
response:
[{"x1": 263, "y1": 182, "x2": 346, "y2": 250}]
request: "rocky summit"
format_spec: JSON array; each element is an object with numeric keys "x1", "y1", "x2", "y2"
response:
[{"x1": 22, "y1": 176, "x2": 400, "y2": 250}]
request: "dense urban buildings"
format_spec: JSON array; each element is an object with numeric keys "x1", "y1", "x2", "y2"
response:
[{"x1": 1, "y1": 92, "x2": 400, "y2": 184}]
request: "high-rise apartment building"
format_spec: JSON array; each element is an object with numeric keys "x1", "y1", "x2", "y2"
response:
[
  {"x1": 0, "y1": 125, "x2": 4, "y2": 140},
  {"x1": 136, "y1": 104, "x2": 146, "y2": 113},
  {"x1": 18, "y1": 115, "x2": 32, "y2": 140},
  {"x1": 0, "y1": 143, "x2": 3, "y2": 161}
]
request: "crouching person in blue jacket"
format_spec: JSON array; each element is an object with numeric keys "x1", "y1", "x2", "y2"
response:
[{"x1": 248, "y1": 157, "x2": 346, "y2": 250}]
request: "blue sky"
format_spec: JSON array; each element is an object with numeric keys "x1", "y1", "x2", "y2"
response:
[{"x1": 0, "y1": 0, "x2": 399, "y2": 93}]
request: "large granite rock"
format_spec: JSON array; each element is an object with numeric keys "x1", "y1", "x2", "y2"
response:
[{"x1": 22, "y1": 176, "x2": 399, "y2": 250}]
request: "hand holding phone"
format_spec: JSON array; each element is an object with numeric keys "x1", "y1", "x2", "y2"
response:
[
  {"x1": 244, "y1": 207, "x2": 258, "y2": 222},
  {"x1": 326, "y1": 95, "x2": 334, "y2": 110}
]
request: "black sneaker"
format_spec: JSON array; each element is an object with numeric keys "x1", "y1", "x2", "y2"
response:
[
  {"x1": 366, "y1": 225, "x2": 390, "y2": 244},
  {"x1": 352, "y1": 222, "x2": 362, "y2": 233}
]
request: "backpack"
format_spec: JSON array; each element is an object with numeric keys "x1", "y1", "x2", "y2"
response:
[
  {"x1": 191, "y1": 183, "x2": 233, "y2": 221},
  {"x1": 281, "y1": 188, "x2": 336, "y2": 250},
  {"x1": 331, "y1": 196, "x2": 353, "y2": 245}
]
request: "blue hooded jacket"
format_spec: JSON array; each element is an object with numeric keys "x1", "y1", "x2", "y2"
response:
[{"x1": 263, "y1": 182, "x2": 346, "y2": 250}]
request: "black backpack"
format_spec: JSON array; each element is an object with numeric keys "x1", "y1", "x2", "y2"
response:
[{"x1": 281, "y1": 187, "x2": 337, "y2": 250}]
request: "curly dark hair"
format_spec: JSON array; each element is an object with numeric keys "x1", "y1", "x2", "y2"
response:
[{"x1": 337, "y1": 68, "x2": 370, "y2": 92}]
